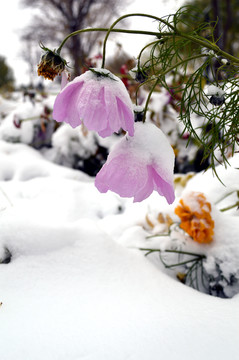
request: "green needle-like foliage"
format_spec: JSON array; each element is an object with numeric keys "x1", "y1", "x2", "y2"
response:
[{"x1": 136, "y1": 6, "x2": 239, "y2": 177}]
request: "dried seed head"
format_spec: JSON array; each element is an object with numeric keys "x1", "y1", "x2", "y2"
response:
[{"x1": 37, "y1": 48, "x2": 66, "y2": 81}]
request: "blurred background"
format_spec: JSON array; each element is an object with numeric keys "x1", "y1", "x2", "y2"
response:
[
  {"x1": 1, "y1": 0, "x2": 238, "y2": 89},
  {"x1": 1, "y1": 0, "x2": 185, "y2": 88}
]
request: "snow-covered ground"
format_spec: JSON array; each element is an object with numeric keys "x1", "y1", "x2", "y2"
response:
[{"x1": 0, "y1": 91, "x2": 239, "y2": 360}]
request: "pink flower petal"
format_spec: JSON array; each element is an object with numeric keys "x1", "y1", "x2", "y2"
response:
[
  {"x1": 116, "y1": 97, "x2": 134, "y2": 136},
  {"x1": 95, "y1": 122, "x2": 175, "y2": 203},
  {"x1": 133, "y1": 171, "x2": 154, "y2": 202},
  {"x1": 95, "y1": 154, "x2": 148, "y2": 198},
  {"x1": 149, "y1": 165, "x2": 175, "y2": 204},
  {"x1": 79, "y1": 84, "x2": 108, "y2": 132},
  {"x1": 53, "y1": 68, "x2": 134, "y2": 137},
  {"x1": 53, "y1": 81, "x2": 84, "y2": 128}
]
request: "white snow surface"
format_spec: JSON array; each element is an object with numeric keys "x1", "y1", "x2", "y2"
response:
[
  {"x1": 0, "y1": 140, "x2": 239, "y2": 360},
  {"x1": 0, "y1": 95, "x2": 239, "y2": 360}
]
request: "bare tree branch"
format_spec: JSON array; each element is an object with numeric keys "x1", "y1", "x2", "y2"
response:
[{"x1": 20, "y1": 0, "x2": 129, "y2": 77}]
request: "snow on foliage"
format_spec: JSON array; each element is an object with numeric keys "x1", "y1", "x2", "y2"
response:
[{"x1": 0, "y1": 88, "x2": 239, "y2": 359}]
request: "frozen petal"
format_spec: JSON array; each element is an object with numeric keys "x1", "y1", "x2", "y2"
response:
[
  {"x1": 81, "y1": 85, "x2": 108, "y2": 132},
  {"x1": 116, "y1": 97, "x2": 134, "y2": 136},
  {"x1": 133, "y1": 171, "x2": 154, "y2": 202},
  {"x1": 149, "y1": 165, "x2": 175, "y2": 204},
  {"x1": 53, "y1": 68, "x2": 134, "y2": 137},
  {"x1": 103, "y1": 88, "x2": 121, "y2": 133},
  {"x1": 95, "y1": 154, "x2": 148, "y2": 198}
]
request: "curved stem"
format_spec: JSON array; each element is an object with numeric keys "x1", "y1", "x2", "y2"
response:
[
  {"x1": 164, "y1": 257, "x2": 202, "y2": 269},
  {"x1": 220, "y1": 201, "x2": 239, "y2": 212},
  {"x1": 176, "y1": 32, "x2": 239, "y2": 65},
  {"x1": 140, "y1": 248, "x2": 206, "y2": 258},
  {"x1": 214, "y1": 190, "x2": 238, "y2": 204},
  {"x1": 137, "y1": 40, "x2": 162, "y2": 68},
  {"x1": 101, "y1": 13, "x2": 175, "y2": 68},
  {"x1": 57, "y1": 27, "x2": 163, "y2": 55},
  {"x1": 142, "y1": 78, "x2": 160, "y2": 122}
]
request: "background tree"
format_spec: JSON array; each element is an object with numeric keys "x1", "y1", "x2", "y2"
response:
[
  {"x1": 20, "y1": 0, "x2": 128, "y2": 78},
  {"x1": 0, "y1": 56, "x2": 15, "y2": 92}
]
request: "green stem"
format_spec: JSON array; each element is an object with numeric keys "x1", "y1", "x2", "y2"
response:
[
  {"x1": 101, "y1": 13, "x2": 175, "y2": 68},
  {"x1": 215, "y1": 190, "x2": 238, "y2": 205},
  {"x1": 137, "y1": 40, "x2": 161, "y2": 68},
  {"x1": 139, "y1": 248, "x2": 206, "y2": 258},
  {"x1": 142, "y1": 77, "x2": 160, "y2": 121},
  {"x1": 56, "y1": 15, "x2": 239, "y2": 68},
  {"x1": 176, "y1": 32, "x2": 239, "y2": 65},
  {"x1": 0, "y1": 187, "x2": 13, "y2": 208},
  {"x1": 220, "y1": 201, "x2": 239, "y2": 212},
  {"x1": 164, "y1": 257, "x2": 202, "y2": 269},
  {"x1": 146, "y1": 233, "x2": 170, "y2": 239},
  {"x1": 57, "y1": 27, "x2": 162, "y2": 55}
]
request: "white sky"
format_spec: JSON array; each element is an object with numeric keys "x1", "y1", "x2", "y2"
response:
[{"x1": 0, "y1": 0, "x2": 183, "y2": 86}]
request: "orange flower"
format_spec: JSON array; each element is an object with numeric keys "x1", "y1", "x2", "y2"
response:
[{"x1": 175, "y1": 192, "x2": 214, "y2": 244}]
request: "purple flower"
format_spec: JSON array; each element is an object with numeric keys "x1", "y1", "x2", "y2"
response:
[
  {"x1": 95, "y1": 122, "x2": 175, "y2": 203},
  {"x1": 53, "y1": 68, "x2": 134, "y2": 138}
]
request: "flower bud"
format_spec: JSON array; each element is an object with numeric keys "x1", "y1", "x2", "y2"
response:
[
  {"x1": 135, "y1": 69, "x2": 148, "y2": 83},
  {"x1": 209, "y1": 95, "x2": 225, "y2": 106},
  {"x1": 133, "y1": 105, "x2": 144, "y2": 122},
  {"x1": 129, "y1": 67, "x2": 148, "y2": 83},
  {"x1": 37, "y1": 46, "x2": 67, "y2": 81}
]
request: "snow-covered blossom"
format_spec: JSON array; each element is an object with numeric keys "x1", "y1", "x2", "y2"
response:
[
  {"x1": 208, "y1": 50, "x2": 216, "y2": 56},
  {"x1": 206, "y1": 85, "x2": 225, "y2": 97},
  {"x1": 206, "y1": 85, "x2": 225, "y2": 106},
  {"x1": 129, "y1": 66, "x2": 148, "y2": 83},
  {"x1": 221, "y1": 58, "x2": 229, "y2": 65},
  {"x1": 95, "y1": 122, "x2": 175, "y2": 203},
  {"x1": 174, "y1": 192, "x2": 214, "y2": 244},
  {"x1": 53, "y1": 68, "x2": 134, "y2": 138},
  {"x1": 209, "y1": 95, "x2": 225, "y2": 106},
  {"x1": 133, "y1": 105, "x2": 144, "y2": 122}
]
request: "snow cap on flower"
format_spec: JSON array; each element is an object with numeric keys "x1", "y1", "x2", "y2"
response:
[
  {"x1": 37, "y1": 44, "x2": 67, "y2": 81},
  {"x1": 206, "y1": 84, "x2": 225, "y2": 107},
  {"x1": 133, "y1": 105, "x2": 144, "y2": 122},
  {"x1": 53, "y1": 68, "x2": 134, "y2": 138},
  {"x1": 221, "y1": 58, "x2": 229, "y2": 65},
  {"x1": 129, "y1": 66, "x2": 148, "y2": 83},
  {"x1": 95, "y1": 122, "x2": 175, "y2": 203},
  {"x1": 206, "y1": 84, "x2": 225, "y2": 97}
]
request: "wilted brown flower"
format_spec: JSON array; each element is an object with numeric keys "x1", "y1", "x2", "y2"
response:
[{"x1": 37, "y1": 48, "x2": 66, "y2": 81}]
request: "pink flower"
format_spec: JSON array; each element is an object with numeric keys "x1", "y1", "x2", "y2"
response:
[
  {"x1": 53, "y1": 68, "x2": 134, "y2": 138},
  {"x1": 95, "y1": 122, "x2": 175, "y2": 203}
]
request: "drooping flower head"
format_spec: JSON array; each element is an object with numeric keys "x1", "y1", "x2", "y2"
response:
[
  {"x1": 175, "y1": 191, "x2": 214, "y2": 244},
  {"x1": 37, "y1": 44, "x2": 67, "y2": 81},
  {"x1": 95, "y1": 122, "x2": 175, "y2": 203},
  {"x1": 206, "y1": 84, "x2": 225, "y2": 107},
  {"x1": 53, "y1": 68, "x2": 134, "y2": 138}
]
